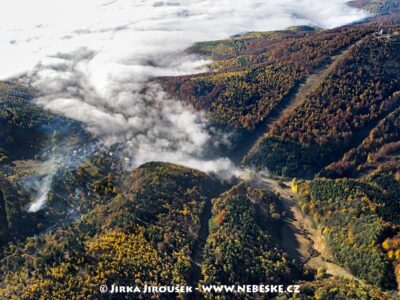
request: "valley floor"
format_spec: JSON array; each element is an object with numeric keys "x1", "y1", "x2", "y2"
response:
[{"x1": 253, "y1": 176, "x2": 360, "y2": 281}]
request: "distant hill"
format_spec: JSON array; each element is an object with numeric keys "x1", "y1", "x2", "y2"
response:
[
  {"x1": 1, "y1": 8, "x2": 400, "y2": 300},
  {"x1": 350, "y1": 0, "x2": 400, "y2": 14}
]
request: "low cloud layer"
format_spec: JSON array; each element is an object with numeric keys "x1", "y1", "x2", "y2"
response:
[{"x1": 0, "y1": 0, "x2": 367, "y2": 175}]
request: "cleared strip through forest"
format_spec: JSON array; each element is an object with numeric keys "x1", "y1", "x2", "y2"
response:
[
  {"x1": 253, "y1": 176, "x2": 361, "y2": 282},
  {"x1": 231, "y1": 35, "x2": 370, "y2": 165},
  {"x1": 188, "y1": 196, "x2": 212, "y2": 299},
  {"x1": 266, "y1": 36, "x2": 369, "y2": 131}
]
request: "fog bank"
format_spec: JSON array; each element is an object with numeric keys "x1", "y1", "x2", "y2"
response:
[{"x1": 0, "y1": 0, "x2": 367, "y2": 175}]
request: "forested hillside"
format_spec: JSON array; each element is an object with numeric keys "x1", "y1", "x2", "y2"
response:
[
  {"x1": 0, "y1": 163, "x2": 301, "y2": 299},
  {"x1": 244, "y1": 21, "x2": 400, "y2": 177},
  {"x1": 200, "y1": 183, "x2": 294, "y2": 297},
  {"x1": 0, "y1": 162, "x2": 222, "y2": 298},
  {"x1": 350, "y1": 0, "x2": 400, "y2": 13},
  {"x1": 245, "y1": 29, "x2": 400, "y2": 176},
  {"x1": 322, "y1": 108, "x2": 400, "y2": 179},
  {"x1": 164, "y1": 25, "x2": 374, "y2": 131},
  {"x1": 293, "y1": 178, "x2": 398, "y2": 288},
  {"x1": 164, "y1": 15, "x2": 400, "y2": 174},
  {"x1": 1, "y1": 2, "x2": 400, "y2": 299},
  {"x1": 0, "y1": 82, "x2": 96, "y2": 247},
  {"x1": 162, "y1": 9, "x2": 400, "y2": 298}
]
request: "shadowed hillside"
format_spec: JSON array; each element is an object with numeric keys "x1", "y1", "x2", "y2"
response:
[{"x1": 1, "y1": 3, "x2": 400, "y2": 299}]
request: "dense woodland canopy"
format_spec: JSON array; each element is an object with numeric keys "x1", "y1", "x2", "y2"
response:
[
  {"x1": 0, "y1": 162, "x2": 296, "y2": 299},
  {"x1": 164, "y1": 25, "x2": 375, "y2": 131},
  {"x1": 1, "y1": 3, "x2": 400, "y2": 299},
  {"x1": 293, "y1": 178, "x2": 397, "y2": 288},
  {"x1": 163, "y1": 10, "x2": 400, "y2": 297},
  {"x1": 350, "y1": 0, "x2": 400, "y2": 13},
  {"x1": 270, "y1": 38, "x2": 399, "y2": 144},
  {"x1": 322, "y1": 108, "x2": 400, "y2": 178},
  {"x1": 0, "y1": 162, "x2": 222, "y2": 299},
  {"x1": 200, "y1": 184, "x2": 293, "y2": 293},
  {"x1": 244, "y1": 31, "x2": 400, "y2": 177}
]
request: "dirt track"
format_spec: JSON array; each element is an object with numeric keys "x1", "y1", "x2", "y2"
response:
[{"x1": 252, "y1": 175, "x2": 360, "y2": 281}]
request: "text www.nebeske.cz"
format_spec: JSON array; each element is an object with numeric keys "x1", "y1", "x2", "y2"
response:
[{"x1": 100, "y1": 284, "x2": 301, "y2": 294}]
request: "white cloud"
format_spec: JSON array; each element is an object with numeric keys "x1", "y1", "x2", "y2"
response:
[{"x1": 0, "y1": 0, "x2": 367, "y2": 176}]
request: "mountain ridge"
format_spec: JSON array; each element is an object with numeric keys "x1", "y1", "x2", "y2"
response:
[{"x1": 0, "y1": 3, "x2": 400, "y2": 299}]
